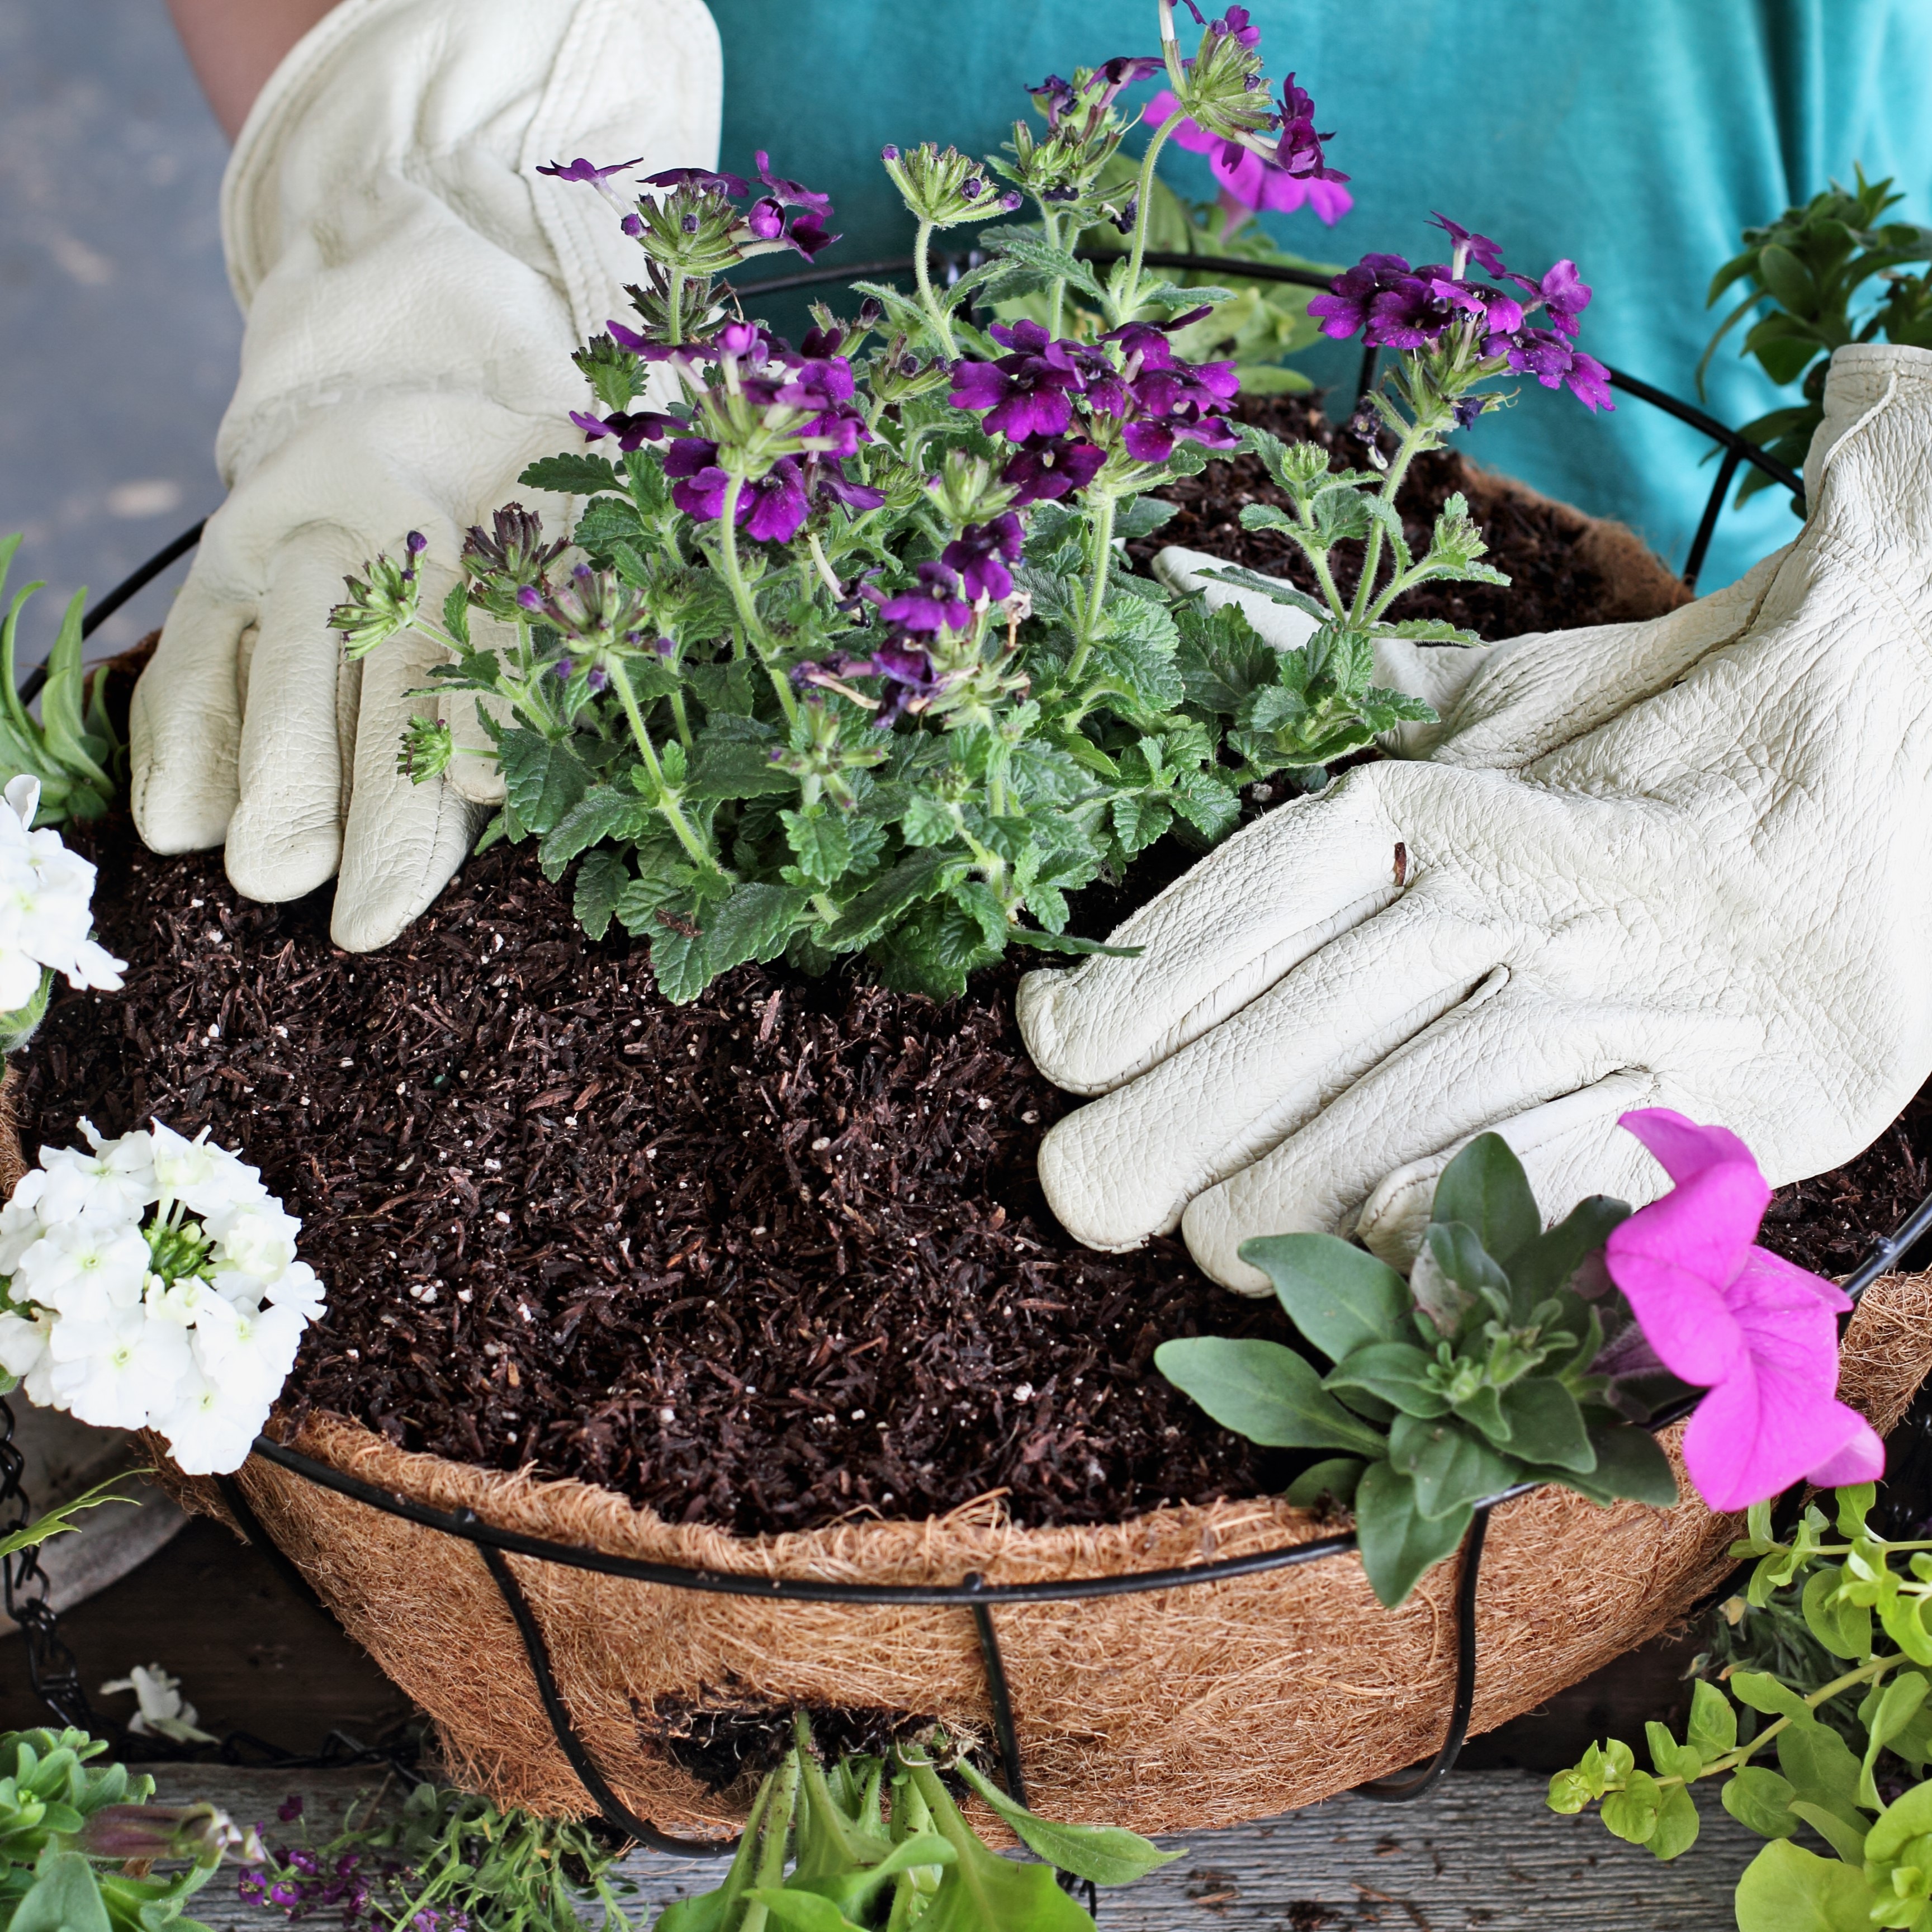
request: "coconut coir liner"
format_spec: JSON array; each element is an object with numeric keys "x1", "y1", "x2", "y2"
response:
[{"x1": 164, "y1": 1280, "x2": 1932, "y2": 1839}]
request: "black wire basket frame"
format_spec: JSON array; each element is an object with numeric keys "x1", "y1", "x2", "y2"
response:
[{"x1": 26, "y1": 252, "x2": 1919, "y2": 1863}]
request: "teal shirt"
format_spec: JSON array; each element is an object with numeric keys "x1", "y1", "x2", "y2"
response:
[{"x1": 705, "y1": 0, "x2": 1932, "y2": 591}]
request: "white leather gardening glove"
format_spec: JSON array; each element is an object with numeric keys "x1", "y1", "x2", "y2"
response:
[
  {"x1": 1020, "y1": 343, "x2": 1932, "y2": 1294},
  {"x1": 129, "y1": 0, "x2": 720, "y2": 950}
]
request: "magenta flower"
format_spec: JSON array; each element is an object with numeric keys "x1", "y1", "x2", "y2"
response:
[
  {"x1": 1507, "y1": 258, "x2": 1593, "y2": 337},
  {"x1": 1306, "y1": 253, "x2": 1413, "y2": 339},
  {"x1": 1145, "y1": 90, "x2": 1353, "y2": 225},
  {"x1": 1494, "y1": 326, "x2": 1614, "y2": 410},
  {"x1": 538, "y1": 155, "x2": 643, "y2": 191},
  {"x1": 1604, "y1": 1107, "x2": 1883, "y2": 1513},
  {"x1": 949, "y1": 321, "x2": 1085, "y2": 441},
  {"x1": 1429, "y1": 212, "x2": 1507, "y2": 277},
  {"x1": 865, "y1": 560, "x2": 973, "y2": 634}
]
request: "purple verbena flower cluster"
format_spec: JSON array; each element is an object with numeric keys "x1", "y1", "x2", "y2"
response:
[
  {"x1": 574, "y1": 319, "x2": 885, "y2": 546},
  {"x1": 1307, "y1": 214, "x2": 1613, "y2": 411},
  {"x1": 946, "y1": 315, "x2": 1239, "y2": 504}
]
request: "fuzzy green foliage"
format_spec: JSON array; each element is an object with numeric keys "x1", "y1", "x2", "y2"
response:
[
  {"x1": 337, "y1": 10, "x2": 1519, "y2": 1006},
  {"x1": 0, "y1": 538, "x2": 121, "y2": 828},
  {"x1": 1549, "y1": 1485, "x2": 1932, "y2": 1932},
  {"x1": 1702, "y1": 167, "x2": 1932, "y2": 506},
  {"x1": 1157, "y1": 1133, "x2": 1682, "y2": 1607}
]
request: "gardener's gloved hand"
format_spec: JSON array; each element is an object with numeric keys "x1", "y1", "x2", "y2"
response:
[
  {"x1": 130, "y1": 0, "x2": 719, "y2": 950},
  {"x1": 1019, "y1": 343, "x2": 1932, "y2": 1292}
]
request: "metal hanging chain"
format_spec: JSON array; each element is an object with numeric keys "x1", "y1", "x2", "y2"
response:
[{"x1": 0, "y1": 1396, "x2": 101, "y2": 1733}]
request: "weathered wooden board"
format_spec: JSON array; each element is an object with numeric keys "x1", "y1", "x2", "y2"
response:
[{"x1": 140, "y1": 1765, "x2": 1760, "y2": 1931}]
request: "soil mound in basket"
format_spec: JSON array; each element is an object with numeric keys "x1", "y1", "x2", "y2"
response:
[{"x1": 20, "y1": 404, "x2": 1900, "y2": 1541}]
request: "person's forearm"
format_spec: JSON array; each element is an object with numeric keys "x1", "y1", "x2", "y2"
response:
[{"x1": 166, "y1": 0, "x2": 344, "y2": 139}]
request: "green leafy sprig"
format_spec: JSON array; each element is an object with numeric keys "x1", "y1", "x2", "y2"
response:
[
  {"x1": 253, "y1": 1780, "x2": 636, "y2": 1932},
  {"x1": 0, "y1": 1727, "x2": 258, "y2": 1932},
  {"x1": 1701, "y1": 167, "x2": 1932, "y2": 506},
  {"x1": 1157, "y1": 1134, "x2": 1682, "y2": 1607},
  {"x1": 1549, "y1": 1484, "x2": 1932, "y2": 1931},
  {"x1": 0, "y1": 536, "x2": 121, "y2": 828},
  {"x1": 655, "y1": 1717, "x2": 1176, "y2": 1932}
]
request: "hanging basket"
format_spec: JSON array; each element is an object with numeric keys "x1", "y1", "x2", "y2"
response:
[
  {"x1": 142, "y1": 1274, "x2": 1932, "y2": 1846},
  {"x1": 27, "y1": 321, "x2": 1868, "y2": 1850}
]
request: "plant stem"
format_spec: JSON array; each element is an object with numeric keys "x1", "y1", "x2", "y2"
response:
[
  {"x1": 1067, "y1": 491, "x2": 1119, "y2": 680},
  {"x1": 714, "y1": 476, "x2": 800, "y2": 724},
  {"x1": 1642, "y1": 1651, "x2": 1902, "y2": 1797},
  {"x1": 1348, "y1": 406, "x2": 1435, "y2": 625},
  {"x1": 1118, "y1": 112, "x2": 1186, "y2": 324},
  {"x1": 665, "y1": 268, "x2": 685, "y2": 346},
  {"x1": 1040, "y1": 207, "x2": 1067, "y2": 340},
  {"x1": 605, "y1": 659, "x2": 714, "y2": 870},
  {"x1": 1295, "y1": 504, "x2": 1349, "y2": 618},
  {"x1": 912, "y1": 217, "x2": 957, "y2": 358}
]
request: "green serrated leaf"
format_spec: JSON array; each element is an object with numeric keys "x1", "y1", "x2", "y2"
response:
[
  {"x1": 520, "y1": 452, "x2": 622, "y2": 496},
  {"x1": 498, "y1": 730, "x2": 591, "y2": 833},
  {"x1": 572, "y1": 850, "x2": 630, "y2": 941}
]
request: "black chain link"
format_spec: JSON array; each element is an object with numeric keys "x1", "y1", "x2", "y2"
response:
[{"x1": 0, "y1": 1395, "x2": 100, "y2": 1732}]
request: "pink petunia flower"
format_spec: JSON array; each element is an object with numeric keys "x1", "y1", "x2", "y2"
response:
[
  {"x1": 1604, "y1": 1108, "x2": 1883, "y2": 1512},
  {"x1": 1144, "y1": 92, "x2": 1353, "y2": 226}
]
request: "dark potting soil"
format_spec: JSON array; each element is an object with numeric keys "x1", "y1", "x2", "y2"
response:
[{"x1": 21, "y1": 448, "x2": 1923, "y2": 1538}]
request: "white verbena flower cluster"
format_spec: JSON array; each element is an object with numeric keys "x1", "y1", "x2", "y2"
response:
[
  {"x1": 0, "y1": 774, "x2": 125, "y2": 1011},
  {"x1": 0, "y1": 1119, "x2": 325, "y2": 1473}
]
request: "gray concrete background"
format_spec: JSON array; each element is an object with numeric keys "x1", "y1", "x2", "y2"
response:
[{"x1": 0, "y1": 0, "x2": 238, "y2": 663}]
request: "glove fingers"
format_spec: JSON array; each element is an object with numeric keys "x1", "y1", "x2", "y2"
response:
[
  {"x1": 1035, "y1": 891, "x2": 1502, "y2": 1257},
  {"x1": 1352, "y1": 1069, "x2": 1666, "y2": 1267},
  {"x1": 223, "y1": 531, "x2": 369, "y2": 904},
  {"x1": 1178, "y1": 983, "x2": 1649, "y2": 1292},
  {"x1": 1018, "y1": 763, "x2": 1416, "y2": 1096},
  {"x1": 129, "y1": 573, "x2": 247, "y2": 854},
  {"x1": 332, "y1": 570, "x2": 484, "y2": 952},
  {"x1": 1429, "y1": 546, "x2": 1788, "y2": 773}
]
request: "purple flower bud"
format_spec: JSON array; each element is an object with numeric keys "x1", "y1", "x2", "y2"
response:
[
  {"x1": 79, "y1": 1803, "x2": 262, "y2": 1866},
  {"x1": 652, "y1": 634, "x2": 676, "y2": 657},
  {"x1": 587, "y1": 666, "x2": 609, "y2": 692},
  {"x1": 881, "y1": 144, "x2": 901, "y2": 162},
  {"x1": 718, "y1": 320, "x2": 763, "y2": 358},
  {"x1": 963, "y1": 177, "x2": 984, "y2": 200},
  {"x1": 553, "y1": 656, "x2": 574, "y2": 680},
  {"x1": 517, "y1": 585, "x2": 545, "y2": 613},
  {"x1": 277, "y1": 1796, "x2": 304, "y2": 1824},
  {"x1": 621, "y1": 213, "x2": 643, "y2": 237},
  {"x1": 405, "y1": 531, "x2": 428, "y2": 557},
  {"x1": 858, "y1": 297, "x2": 884, "y2": 326}
]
